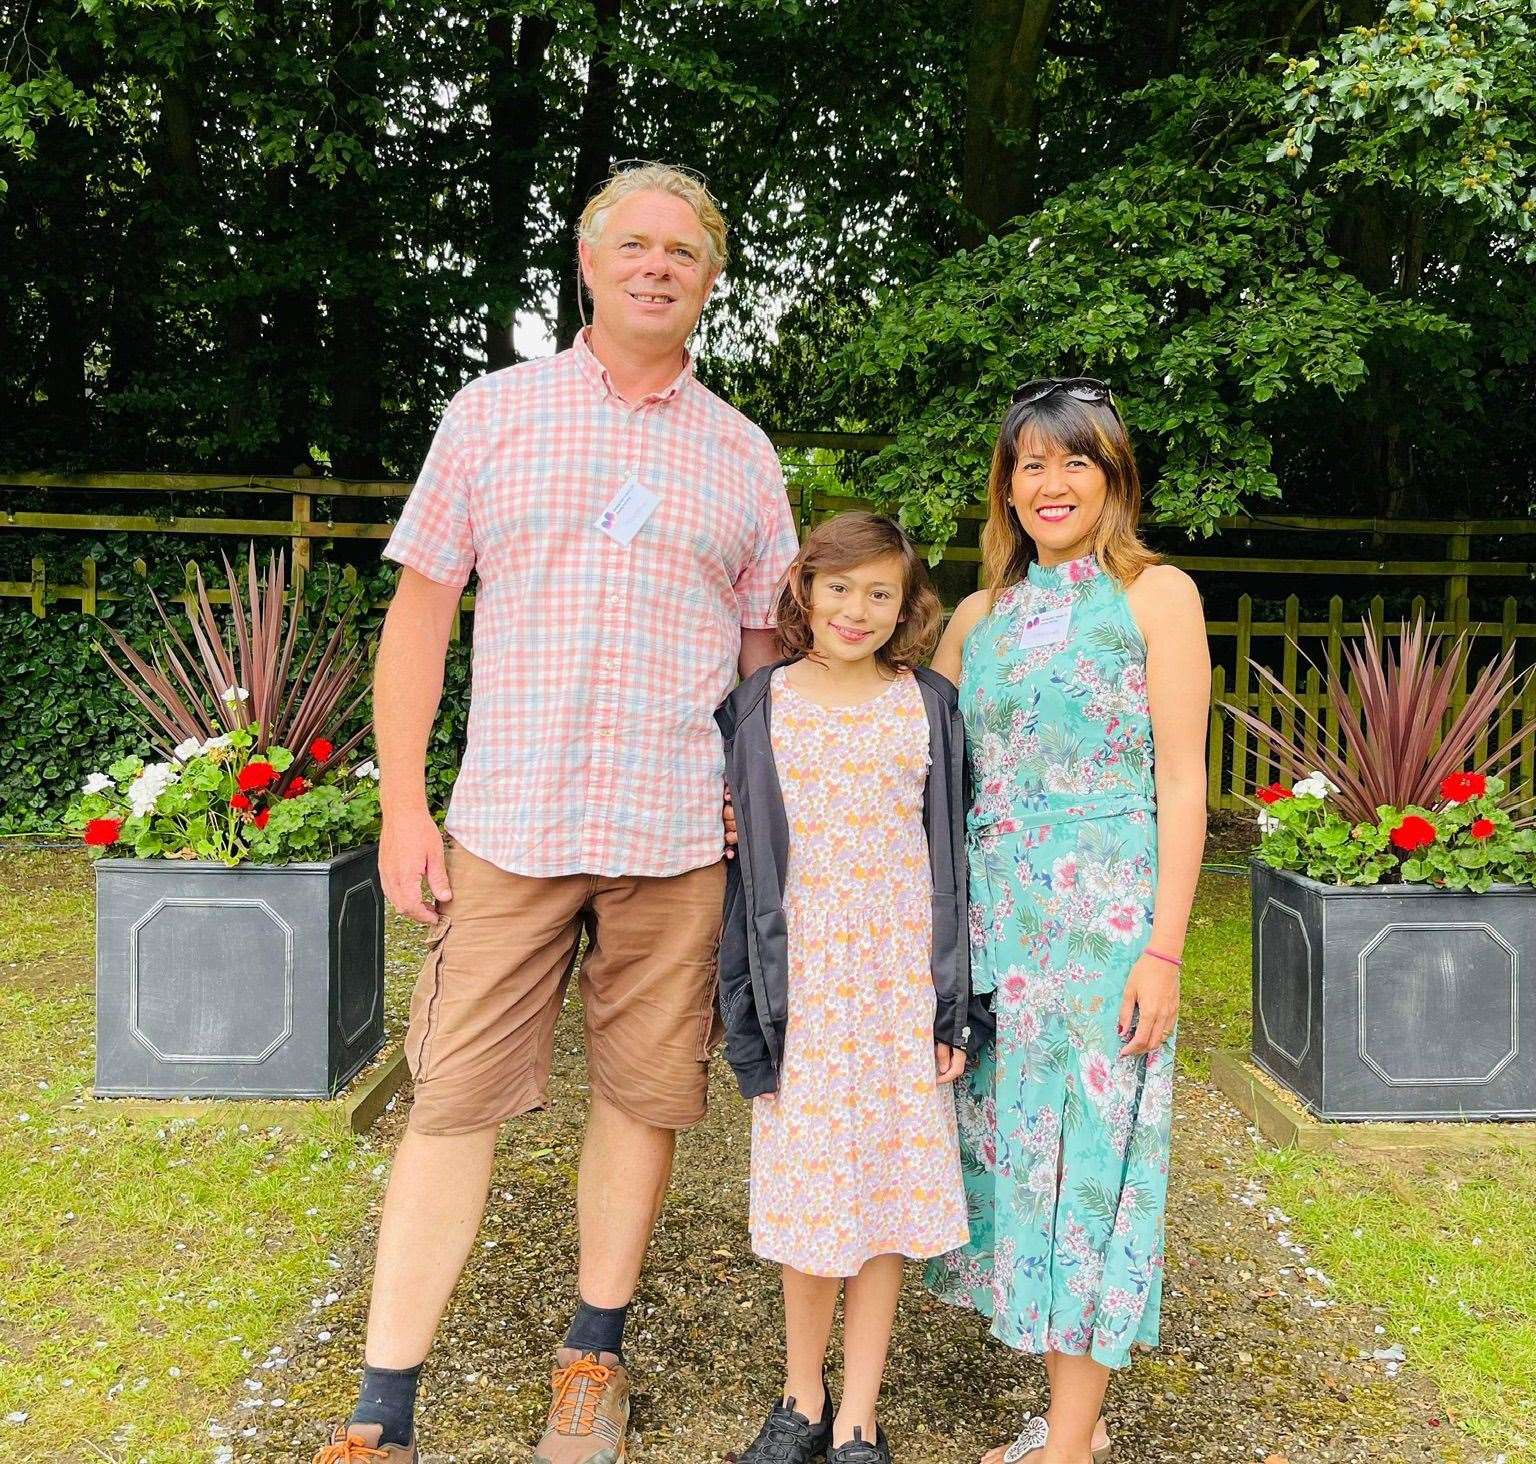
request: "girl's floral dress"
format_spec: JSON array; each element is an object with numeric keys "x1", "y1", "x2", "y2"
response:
[
  {"x1": 926, "y1": 552, "x2": 1174, "y2": 1369},
  {"x1": 750, "y1": 667, "x2": 970, "y2": 1278}
]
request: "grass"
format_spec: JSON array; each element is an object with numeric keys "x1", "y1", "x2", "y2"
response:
[
  {"x1": 0, "y1": 845, "x2": 421, "y2": 1463},
  {"x1": 1181, "y1": 862, "x2": 1536, "y2": 1462}
]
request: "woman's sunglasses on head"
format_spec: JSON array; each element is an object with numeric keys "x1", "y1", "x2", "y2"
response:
[{"x1": 1011, "y1": 376, "x2": 1116, "y2": 407}]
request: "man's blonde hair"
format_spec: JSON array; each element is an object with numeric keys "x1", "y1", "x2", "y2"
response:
[{"x1": 577, "y1": 163, "x2": 729, "y2": 272}]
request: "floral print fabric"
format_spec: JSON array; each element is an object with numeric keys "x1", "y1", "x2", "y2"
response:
[
  {"x1": 750, "y1": 668, "x2": 970, "y2": 1278},
  {"x1": 926, "y1": 553, "x2": 1175, "y2": 1368}
]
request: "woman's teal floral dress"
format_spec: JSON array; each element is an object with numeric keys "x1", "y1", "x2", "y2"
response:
[{"x1": 926, "y1": 551, "x2": 1175, "y2": 1369}]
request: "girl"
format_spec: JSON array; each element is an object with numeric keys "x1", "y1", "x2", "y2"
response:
[
  {"x1": 716, "y1": 511, "x2": 985, "y2": 1464},
  {"x1": 927, "y1": 379, "x2": 1209, "y2": 1464}
]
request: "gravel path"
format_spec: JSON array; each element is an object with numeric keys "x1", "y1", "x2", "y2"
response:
[{"x1": 230, "y1": 1017, "x2": 1467, "y2": 1464}]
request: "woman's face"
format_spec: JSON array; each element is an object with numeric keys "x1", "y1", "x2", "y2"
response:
[{"x1": 1008, "y1": 430, "x2": 1109, "y2": 565}]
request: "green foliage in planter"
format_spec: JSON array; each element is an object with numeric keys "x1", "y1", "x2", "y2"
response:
[
  {"x1": 1255, "y1": 774, "x2": 1536, "y2": 890},
  {"x1": 64, "y1": 725, "x2": 383, "y2": 866}
]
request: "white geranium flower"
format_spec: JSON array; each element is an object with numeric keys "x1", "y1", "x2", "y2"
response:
[
  {"x1": 1257, "y1": 811, "x2": 1280, "y2": 834},
  {"x1": 172, "y1": 737, "x2": 203, "y2": 763},
  {"x1": 201, "y1": 733, "x2": 233, "y2": 753},
  {"x1": 126, "y1": 760, "x2": 181, "y2": 818},
  {"x1": 1293, "y1": 770, "x2": 1339, "y2": 800},
  {"x1": 221, "y1": 686, "x2": 249, "y2": 705},
  {"x1": 352, "y1": 759, "x2": 378, "y2": 780},
  {"x1": 81, "y1": 772, "x2": 114, "y2": 796}
]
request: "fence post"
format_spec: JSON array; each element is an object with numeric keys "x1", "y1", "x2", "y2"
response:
[
  {"x1": 292, "y1": 492, "x2": 312, "y2": 600},
  {"x1": 80, "y1": 556, "x2": 97, "y2": 616},
  {"x1": 30, "y1": 556, "x2": 46, "y2": 618},
  {"x1": 183, "y1": 559, "x2": 201, "y2": 623},
  {"x1": 1325, "y1": 595, "x2": 1343, "y2": 750},
  {"x1": 1499, "y1": 596, "x2": 1518, "y2": 754},
  {"x1": 1445, "y1": 530, "x2": 1470, "y2": 618},
  {"x1": 1230, "y1": 594, "x2": 1253, "y2": 805},
  {"x1": 1207, "y1": 663, "x2": 1226, "y2": 811}
]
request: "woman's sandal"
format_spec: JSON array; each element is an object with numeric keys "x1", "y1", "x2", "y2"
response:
[{"x1": 996, "y1": 1415, "x2": 1112, "y2": 1464}]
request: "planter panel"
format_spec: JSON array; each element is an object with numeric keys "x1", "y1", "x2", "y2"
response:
[
  {"x1": 96, "y1": 845, "x2": 384, "y2": 1099},
  {"x1": 1250, "y1": 861, "x2": 1536, "y2": 1121}
]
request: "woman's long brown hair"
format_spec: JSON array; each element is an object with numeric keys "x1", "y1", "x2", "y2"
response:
[{"x1": 980, "y1": 392, "x2": 1159, "y2": 601}]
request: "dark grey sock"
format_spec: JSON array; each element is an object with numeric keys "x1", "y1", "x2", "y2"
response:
[
  {"x1": 564, "y1": 1297, "x2": 629, "y2": 1360},
  {"x1": 351, "y1": 1361, "x2": 422, "y2": 1448}
]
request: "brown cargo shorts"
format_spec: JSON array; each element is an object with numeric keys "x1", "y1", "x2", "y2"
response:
[{"x1": 403, "y1": 836, "x2": 727, "y2": 1135}]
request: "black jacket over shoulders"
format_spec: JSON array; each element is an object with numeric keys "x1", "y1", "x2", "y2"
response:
[{"x1": 715, "y1": 658, "x2": 992, "y2": 1100}]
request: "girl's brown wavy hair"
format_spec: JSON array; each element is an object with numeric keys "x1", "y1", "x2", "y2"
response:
[
  {"x1": 981, "y1": 391, "x2": 1159, "y2": 602},
  {"x1": 775, "y1": 511, "x2": 943, "y2": 672}
]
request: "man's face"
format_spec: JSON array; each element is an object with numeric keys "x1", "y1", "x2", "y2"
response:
[{"x1": 578, "y1": 189, "x2": 718, "y2": 354}]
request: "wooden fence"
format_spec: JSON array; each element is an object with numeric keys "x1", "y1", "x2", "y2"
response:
[{"x1": 5, "y1": 459, "x2": 1536, "y2": 813}]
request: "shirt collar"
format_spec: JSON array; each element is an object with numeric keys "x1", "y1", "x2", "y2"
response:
[{"x1": 572, "y1": 327, "x2": 693, "y2": 406}]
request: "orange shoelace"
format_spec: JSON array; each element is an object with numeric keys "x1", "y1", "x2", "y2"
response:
[
  {"x1": 549, "y1": 1356, "x2": 613, "y2": 1436},
  {"x1": 312, "y1": 1427, "x2": 391, "y2": 1463}
]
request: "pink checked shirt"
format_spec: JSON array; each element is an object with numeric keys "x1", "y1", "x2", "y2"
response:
[{"x1": 384, "y1": 330, "x2": 799, "y2": 878}]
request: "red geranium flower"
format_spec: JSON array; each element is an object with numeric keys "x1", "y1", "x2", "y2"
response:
[
  {"x1": 237, "y1": 760, "x2": 278, "y2": 792},
  {"x1": 1256, "y1": 783, "x2": 1294, "y2": 805},
  {"x1": 229, "y1": 793, "x2": 252, "y2": 811},
  {"x1": 1391, "y1": 815, "x2": 1436, "y2": 852},
  {"x1": 309, "y1": 738, "x2": 333, "y2": 762},
  {"x1": 283, "y1": 777, "x2": 309, "y2": 799},
  {"x1": 84, "y1": 818, "x2": 122, "y2": 847},
  {"x1": 1440, "y1": 771, "x2": 1487, "y2": 804},
  {"x1": 253, "y1": 808, "x2": 270, "y2": 830},
  {"x1": 1471, "y1": 817, "x2": 1496, "y2": 840}
]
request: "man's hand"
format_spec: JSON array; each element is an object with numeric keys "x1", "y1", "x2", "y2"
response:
[
  {"x1": 935, "y1": 1042, "x2": 966, "y2": 1085},
  {"x1": 723, "y1": 787, "x2": 738, "y2": 859},
  {"x1": 381, "y1": 807, "x2": 453, "y2": 924}
]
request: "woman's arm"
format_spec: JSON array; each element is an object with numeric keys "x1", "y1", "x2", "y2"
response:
[
  {"x1": 931, "y1": 588, "x2": 989, "y2": 685},
  {"x1": 1120, "y1": 564, "x2": 1211, "y2": 1055}
]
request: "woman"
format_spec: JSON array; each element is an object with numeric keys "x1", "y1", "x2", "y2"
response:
[{"x1": 928, "y1": 378, "x2": 1210, "y2": 1464}]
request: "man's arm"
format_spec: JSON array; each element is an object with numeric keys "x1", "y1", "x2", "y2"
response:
[
  {"x1": 739, "y1": 627, "x2": 781, "y2": 678},
  {"x1": 375, "y1": 567, "x2": 463, "y2": 922}
]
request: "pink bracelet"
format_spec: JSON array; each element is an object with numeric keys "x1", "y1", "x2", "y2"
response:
[{"x1": 1144, "y1": 948, "x2": 1183, "y2": 969}]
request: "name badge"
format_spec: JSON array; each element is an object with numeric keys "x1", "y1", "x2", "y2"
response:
[
  {"x1": 1016, "y1": 603, "x2": 1073, "y2": 650},
  {"x1": 594, "y1": 476, "x2": 660, "y2": 546}
]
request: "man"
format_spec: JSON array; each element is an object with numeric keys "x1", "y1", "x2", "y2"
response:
[{"x1": 315, "y1": 164, "x2": 798, "y2": 1464}]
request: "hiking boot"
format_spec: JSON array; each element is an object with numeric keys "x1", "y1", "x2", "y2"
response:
[
  {"x1": 828, "y1": 1424, "x2": 890, "y2": 1464},
  {"x1": 312, "y1": 1422, "x2": 417, "y2": 1462},
  {"x1": 533, "y1": 1348, "x2": 630, "y2": 1463},
  {"x1": 728, "y1": 1387, "x2": 834, "y2": 1463}
]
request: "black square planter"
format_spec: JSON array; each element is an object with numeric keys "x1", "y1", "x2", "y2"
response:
[
  {"x1": 1250, "y1": 859, "x2": 1536, "y2": 1121},
  {"x1": 94, "y1": 844, "x2": 385, "y2": 1099}
]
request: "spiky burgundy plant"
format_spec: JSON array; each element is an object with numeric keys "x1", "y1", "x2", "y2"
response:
[
  {"x1": 1226, "y1": 614, "x2": 1536, "y2": 824},
  {"x1": 94, "y1": 545, "x2": 373, "y2": 788}
]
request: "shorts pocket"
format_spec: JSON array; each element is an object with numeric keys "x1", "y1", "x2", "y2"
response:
[{"x1": 404, "y1": 917, "x2": 452, "y2": 1080}]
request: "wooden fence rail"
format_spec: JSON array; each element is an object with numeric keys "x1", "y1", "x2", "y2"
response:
[{"x1": 6, "y1": 466, "x2": 1536, "y2": 813}]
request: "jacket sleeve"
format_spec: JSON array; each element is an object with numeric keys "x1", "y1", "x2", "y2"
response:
[
  {"x1": 956, "y1": 705, "x2": 995, "y2": 1061},
  {"x1": 715, "y1": 709, "x2": 778, "y2": 1098},
  {"x1": 718, "y1": 852, "x2": 777, "y2": 1097}
]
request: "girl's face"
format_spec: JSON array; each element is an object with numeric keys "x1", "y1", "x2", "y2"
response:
[
  {"x1": 805, "y1": 552, "x2": 907, "y2": 667},
  {"x1": 1009, "y1": 430, "x2": 1109, "y2": 564}
]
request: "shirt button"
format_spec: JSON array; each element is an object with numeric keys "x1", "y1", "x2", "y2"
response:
[{"x1": 609, "y1": 593, "x2": 621, "y2": 606}]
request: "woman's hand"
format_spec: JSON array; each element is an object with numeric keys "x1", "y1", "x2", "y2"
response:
[
  {"x1": 935, "y1": 1042, "x2": 967, "y2": 1084},
  {"x1": 1118, "y1": 952, "x2": 1179, "y2": 1057}
]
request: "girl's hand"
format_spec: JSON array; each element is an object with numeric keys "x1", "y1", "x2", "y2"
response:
[
  {"x1": 1118, "y1": 952, "x2": 1179, "y2": 1057},
  {"x1": 935, "y1": 1042, "x2": 966, "y2": 1084}
]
